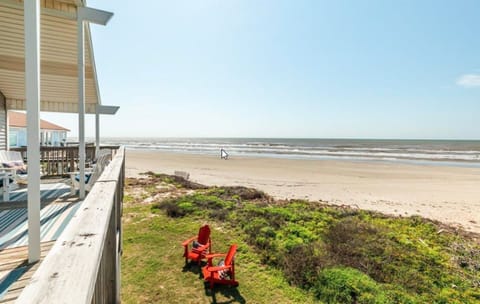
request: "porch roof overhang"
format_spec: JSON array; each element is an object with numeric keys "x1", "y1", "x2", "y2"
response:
[{"x1": 0, "y1": 0, "x2": 101, "y2": 114}]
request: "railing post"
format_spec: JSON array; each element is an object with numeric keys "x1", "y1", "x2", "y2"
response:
[
  {"x1": 116, "y1": 163, "x2": 123, "y2": 303},
  {"x1": 105, "y1": 199, "x2": 117, "y2": 303}
]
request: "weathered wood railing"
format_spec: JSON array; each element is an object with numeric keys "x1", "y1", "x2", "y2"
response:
[
  {"x1": 11, "y1": 145, "x2": 120, "y2": 177},
  {"x1": 16, "y1": 146, "x2": 125, "y2": 304}
]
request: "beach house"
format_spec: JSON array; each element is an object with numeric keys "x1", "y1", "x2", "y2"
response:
[
  {"x1": 0, "y1": 1, "x2": 122, "y2": 303},
  {"x1": 8, "y1": 111, "x2": 70, "y2": 147}
]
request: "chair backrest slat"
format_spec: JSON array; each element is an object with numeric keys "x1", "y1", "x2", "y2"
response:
[
  {"x1": 86, "y1": 152, "x2": 111, "y2": 190},
  {"x1": 197, "y1": 225, "x2": 210, "y2": 245},
  {"x1": 224, "y1": 244, "x2": 237, "y2": 266},
  {"x1": 0, "y1": 151, "x2": 7, "y2": 163},
  {"x1": 0, "y1": 151, "x2": 24, "y2": 164}
]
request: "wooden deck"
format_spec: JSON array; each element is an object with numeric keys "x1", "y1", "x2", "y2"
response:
[
  {"x1": 0, "y1": 181, "x2": 72, "y2": 204},
  {"x1": 0, "y1": 147, "x2": 125, "y2": 303},
  {"x1": 0, "y1": 241, "x2": 54, "y2": 303},
  {"x1": 15, "y1": 147, "x2": 125, "y2": 304},
  {"x1": 0, "y1": 183, "x2": 81, "y2": 251},
  {"x1": 0, "y1": 182, "x2": 83, "y2": 302}
]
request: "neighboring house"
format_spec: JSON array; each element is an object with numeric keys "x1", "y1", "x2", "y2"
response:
[{"x1": 8, "y1": 111, "x2": 69, "y2": 148}]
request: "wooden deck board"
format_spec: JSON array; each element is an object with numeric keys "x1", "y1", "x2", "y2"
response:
[
  {"x1": 0, "y1": 197, "x2": 79, "y2": 211},
  {"x1": 0, "y1": 241, "x2": 54, "y2": 303},
  {"x1": 0, "y1": 196, "x2": 82, "y2": 250},
  {"x1": 0, "y1": 182, "x2": 83, "y2": 302}
]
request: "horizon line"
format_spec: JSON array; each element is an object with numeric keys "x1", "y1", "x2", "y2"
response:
[{"x1": 73, "y1": 136, "x2": 480, "y2": 141}]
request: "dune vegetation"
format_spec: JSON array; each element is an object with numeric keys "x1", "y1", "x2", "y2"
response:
[{"x1": 122, "y1": 173, "x2": 480, "y2": 304}]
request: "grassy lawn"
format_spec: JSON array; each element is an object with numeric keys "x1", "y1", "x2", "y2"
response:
[
  {"x1": 121, "y1": 194, "x2": 316, "y2": 303},
  {"x1": 121, "y1": 173, "x2": 480, "y2": 304}
]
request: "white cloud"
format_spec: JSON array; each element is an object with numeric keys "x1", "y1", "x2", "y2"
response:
[{"x1": 456, "y1": 74, "x2": 480, "y2": 88}]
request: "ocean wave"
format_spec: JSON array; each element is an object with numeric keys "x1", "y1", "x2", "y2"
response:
[{"x1": 102, "y1": 138, "x2": 480, "y2": 166}]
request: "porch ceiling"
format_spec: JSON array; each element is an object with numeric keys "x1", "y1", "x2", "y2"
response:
[{"x1": 0, "y1": 0, "x2": 100, "y2": 114}]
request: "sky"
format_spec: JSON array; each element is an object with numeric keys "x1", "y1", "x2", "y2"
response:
[{"x1": 42, "y1": 0, "x2": 480, "y2": 139}]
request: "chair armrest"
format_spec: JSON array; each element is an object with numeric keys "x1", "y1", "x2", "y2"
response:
[
  {"x1": 181, "y1": 236, "x2": 197, "y2": 247},
  {"x1": 0, "y1": 168, "x2": 16, "y2": 178},
  {"x1": 68, "y1": 169, "x2": 94, "y2": 176},
  {"x1": 205, "y1": 265, "x2": 232, "y2": 273},
  {"x1": 192, "y1": 243, "x2": 210, "y2": 252},
  {"x1": 206, "y1": 253, "x2": 226, "y2": 259}
]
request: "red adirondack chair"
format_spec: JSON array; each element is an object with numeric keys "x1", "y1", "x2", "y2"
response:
[
  {"x1": 202, "y1": 244, "x2": 239, "y2": 289},
  {"x1": 182, "y1": 225, "x2": 212, "y2": 265}
]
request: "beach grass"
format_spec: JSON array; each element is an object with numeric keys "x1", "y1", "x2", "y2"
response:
[
  {"x1": 121, "y1": 182, "x2": 315, "y2": 303},
  {"x1": 122, "y1": 173, "x2": 480, "y2": 304}
]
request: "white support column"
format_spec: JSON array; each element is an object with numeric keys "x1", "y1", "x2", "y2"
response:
[
  {"x1": 77, "y1": 7, "x2": 112, "y2": 199},
  {"x1": 6, "y1": 110, "x2": 10, "y2": 150},
  {"x1": 24, "y1": 0, "x2": 41, "y2": 263},
  {"x1": 78, "y1": 17, "x2": 86, "y2": 199},
  {"x1": 95, "y1": 106, "x2": 100, "y2": 158}
]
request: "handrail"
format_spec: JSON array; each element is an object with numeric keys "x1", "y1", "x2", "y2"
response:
[{"x1": 16, "y1": 146, "x2": 125, "y2": 304}]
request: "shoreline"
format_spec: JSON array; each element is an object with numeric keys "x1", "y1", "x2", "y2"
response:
[
  {"x1": 125, "y1": 149, "x2": 480, "y2": 234},
  {"x1": 124, "y1": 147, "x2": 480, "y2": 169}
]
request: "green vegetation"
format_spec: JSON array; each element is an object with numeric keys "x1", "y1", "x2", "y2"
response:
[{"x1": 122, "y1": 173, "x2": 480, "y2": 303}]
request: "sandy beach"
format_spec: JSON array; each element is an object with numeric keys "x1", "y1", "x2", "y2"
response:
[{"x1": 125, "y1": 150, "x2": 480, "y2": 234}]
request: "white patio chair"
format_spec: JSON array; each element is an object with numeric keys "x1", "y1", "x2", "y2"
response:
[
  {"x1": 0, "y1": 150, "x2": 28, "y2": 185},
  {"x1": 69, "y1": 150, "x2": 112, "y2": 195}
]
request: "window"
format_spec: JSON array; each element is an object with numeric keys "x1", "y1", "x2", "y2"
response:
[{"x1": 9, "y1": 132, "x2": 18, "y2": 147}]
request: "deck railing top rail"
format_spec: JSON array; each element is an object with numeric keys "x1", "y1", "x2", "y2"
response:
[{"x1": 16, "y1": 146, "x2": 125, "y2": 304}]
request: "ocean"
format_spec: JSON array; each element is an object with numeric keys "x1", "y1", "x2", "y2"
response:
[{"x1": 100, "y1": 138, "x2": 480, "y2": 168}]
